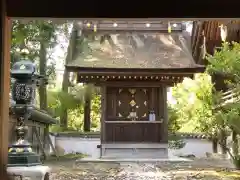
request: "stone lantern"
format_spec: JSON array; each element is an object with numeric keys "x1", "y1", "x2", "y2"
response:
[{"x1": 7, "y1": 49, "x2": 50, "y2": 180}]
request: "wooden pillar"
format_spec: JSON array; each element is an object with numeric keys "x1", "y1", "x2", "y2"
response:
[
  {"x1": 162, "y1": 86, "x2": 168, "y2": 143},
  {"x1": 83, "y1": 95, "x2": 91, "y2": 132},
  {"x1": 100, "y1": 86, "x2": 107, "y2": 144},
  {"x1": 150, "y1": 88, "x2": 157, "y2": 112},
  {"x1": 0, "y1": 0, "x2": 11, "y2": 178},
  {"x1": 159, "y1": 86, "x2": 168, "y2": 143}
]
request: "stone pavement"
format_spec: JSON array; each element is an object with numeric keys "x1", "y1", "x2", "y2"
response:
[{"x1": 48, "y1": 158, "x2": 240, "y2": 180}]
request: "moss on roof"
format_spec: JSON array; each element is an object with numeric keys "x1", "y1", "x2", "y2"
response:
[{"x1": 67, "y1": 32, "x2": 203, "y2": 69}]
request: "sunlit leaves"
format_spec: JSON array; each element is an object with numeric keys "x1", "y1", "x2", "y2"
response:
[
  {"x1": 47, "y1": 84, "x2": 101, "y2": 132},
  {"x1": 207, "y1": 42, "x2": 240, "y2": 81},
  {"x1": 47, "y1": 89, "x2": 80, "y2": 117},
  {"x1": 207, "y1": 42, "x2": 240, "y2": 139},
  {"x1": 168, "y1": 107, "x2": 181, "y2": 133},
  {"x1": 171, "y1": 73, "x2": 214, "y2": 134}
]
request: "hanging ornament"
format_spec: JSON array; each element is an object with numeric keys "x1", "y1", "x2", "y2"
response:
[
  {"x1": 86, "y1": 22, "x2": 91, "y2": 28},
  {"x1": 219, "y1": 24, "x2": 227, "y2": 42},
  {"x1": 168, "y1": 22, "x2": 171, "y2": 33},
  {"x1": 93, "y1": 24, "x2": 97, "y2": 32}
]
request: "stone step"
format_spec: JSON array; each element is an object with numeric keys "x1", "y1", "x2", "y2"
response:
[
  {"x1": 101, "y1": 143, "x2": 168, "y2": 149},
  {"x1": 101, "y1": 147, "x2": 168, "y2": 159}
]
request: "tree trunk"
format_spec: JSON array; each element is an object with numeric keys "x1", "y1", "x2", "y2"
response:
[
  {"x1": 60, "y1": 22, "x2": 78, "y2": 129},
  {"x1": 60, "y1": 68, "x2": 69, "y2": 129},
  {"x1": 212, "y1": 137, "x2": 218, "y2": 153},
  {"x1": 83, "y1": 94, "x2": 91, "y2": 132},
  {"x1": 220, "y1": 129, "x2": 227, "y2": 154},
  {"x1": 232, "y1": 130, "x2": 238, "y2": 156},
  {"x1": 39, "y1": 42, "x2": 47, "y2": 110}
]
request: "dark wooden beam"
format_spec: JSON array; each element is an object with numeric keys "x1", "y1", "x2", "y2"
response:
[
  {"x1": 5, "y1": 0, "x2": 238, "y2": 19},
  {"x1": 83, "y1": 94, "x2": 91, "y2": 132},
  {"x1": 159, "y1": 86, "x2": 168, "y2": 143},
  {"x1": 95, "y1": 81, "x2": 177, "y2": 87},
  {"x1": 67, "y1": 66, "x2": 206, "y2": 74},
  {"x1": 81, "y1": 30, "x2": 183, "y2": 34},
  {"x1": 0, "y1": 0, "x2": 10, "y2": 178},
  {"x1": 76, "y1": 74, "x2": 192, "y2": 85}
]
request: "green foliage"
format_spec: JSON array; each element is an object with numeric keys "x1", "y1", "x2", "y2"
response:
[
  {"x1": 171, "y1": 73, "x2": 215, "y2": 134},
  {"x1": 168, "y1": 106, "x2": 181, "y2": 133},
  {"x1": 48, "y1": 84, "x2": 101, "y2": 132},
  {"x1": 168, "y1": 135, "x2": 186, "y2": 149},
  {"x1": 168, "y1": 106, "x2": 186, "y2": 149},
  {"x1": 47, "y1": 89, "x2": 81, "y2": 117},
  {"x1": 11, "y1": 20, "x2": 68, "y2": 81},
  {"x1": 207, "y1": 42, "x2": 240, "y2": 80},
  {"x1": 46, "y1": 153, "x2": 85, "y2": 162},
  {"x1": 233, "y1": 155, "x2": 240, "y2": 169},
  {"x1": 206, "y1": 42, "x2": 240, "y2": 134},
  {"x1": 90, "y1": 94, "x2": 101, "y2": 131},
  {"x1": 11, "y1": 20, "x2": 102, "y2": 132}
]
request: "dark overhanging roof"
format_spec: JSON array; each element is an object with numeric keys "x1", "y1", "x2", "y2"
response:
[
  {"x1": 67, "y1": 66, "x2": 205, "y2": 74},
  {"x1": 66, "y1": 31, "x2": 205, "y2": 74},
  {"x1": 9, "y1": 99, "x2": 57, "y2": 125},
  {"x1": 30, "y1": 108, "x2": 58, "y2": 125}
]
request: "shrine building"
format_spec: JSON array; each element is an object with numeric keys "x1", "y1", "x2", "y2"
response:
[{"x1": 66, "y1": 20, "x2": 205, "y2": 159}]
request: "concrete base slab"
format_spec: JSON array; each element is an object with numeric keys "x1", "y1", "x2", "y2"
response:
[
  {"x1": 101, "y1": 143, "x2": 168, "y2": 159},
  {"x1": 7, "y1": 165, "x2": 51, "y2": 180},
  {"x1": 77, "y1": 156, "x2": 192, "y2": 163}
]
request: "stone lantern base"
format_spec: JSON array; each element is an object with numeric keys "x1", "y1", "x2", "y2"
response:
[
  {"x1": 8, "y1": 152, "x2": 42, "y2": 167},
  {"x1": 7, "y1": 165, "x2": 51, "y2": 180},
  {"x1": 8, "y1": 151, "x2": 51, "y2": 180}
]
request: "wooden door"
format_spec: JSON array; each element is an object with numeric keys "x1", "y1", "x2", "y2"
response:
[
  {"x1": 105, "y1": 123, "x2": 162, "y2": 142},
  {"x1": 104, "y1": 87, "x2": 162, "y2": 143}
]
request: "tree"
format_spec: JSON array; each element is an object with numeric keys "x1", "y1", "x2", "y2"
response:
[
  {"x1": 171, "y1": 73, "x2": 223, "y2": 152},
  {"x1": 38, "y1": 21, "x2": 57, "y2": 110},
  {"x1": 61, "y1": 24, "x2": 101, "y2": 131},
  {"x1": 11, "y1": 20, "x2": 102, "y2": 132},
  {"x1": 60, "y1": 22, "x2": 78, "y2": 129},
  {"x1": 11, "y1": 20, "x2": 63, "y2": 110},
  {"x1": 207, "y1": 42, "x2": 240, "y2": 155}
]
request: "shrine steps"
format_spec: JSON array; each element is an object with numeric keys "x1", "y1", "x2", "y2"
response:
[{"x1": 100, "y1": 143, "x2": 168, "y2": 159}]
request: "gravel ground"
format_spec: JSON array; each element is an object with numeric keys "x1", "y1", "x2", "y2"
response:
[{"x1": 47, "y1": 158, "x2": 240, "y2": 180}]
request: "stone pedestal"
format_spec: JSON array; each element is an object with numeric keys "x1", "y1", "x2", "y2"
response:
[{"x1": 7, "y1": 165, "x2": 51, "y2": 180}]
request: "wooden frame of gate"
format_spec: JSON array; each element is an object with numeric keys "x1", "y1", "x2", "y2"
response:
[
  {"x1": 0, "y1": 0, "x2": 11, "y2": 178},
  {"x1": 0, "y1": 0, "x2": 237, "y2": 177}
]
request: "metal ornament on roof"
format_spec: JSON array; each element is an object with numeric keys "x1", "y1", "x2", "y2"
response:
[
  {"x1": 77, "y1": 20, "x2": 185, "y2": 32},
  {"x1": 168, "y1": 22, "x2": 172, "y2": 33},
  {"x1": 93, "y1": 24, "x2": 97, "y2": 32},
  {"x1": 8, "y1": 49, "x2": 48, "y2": 167}
]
